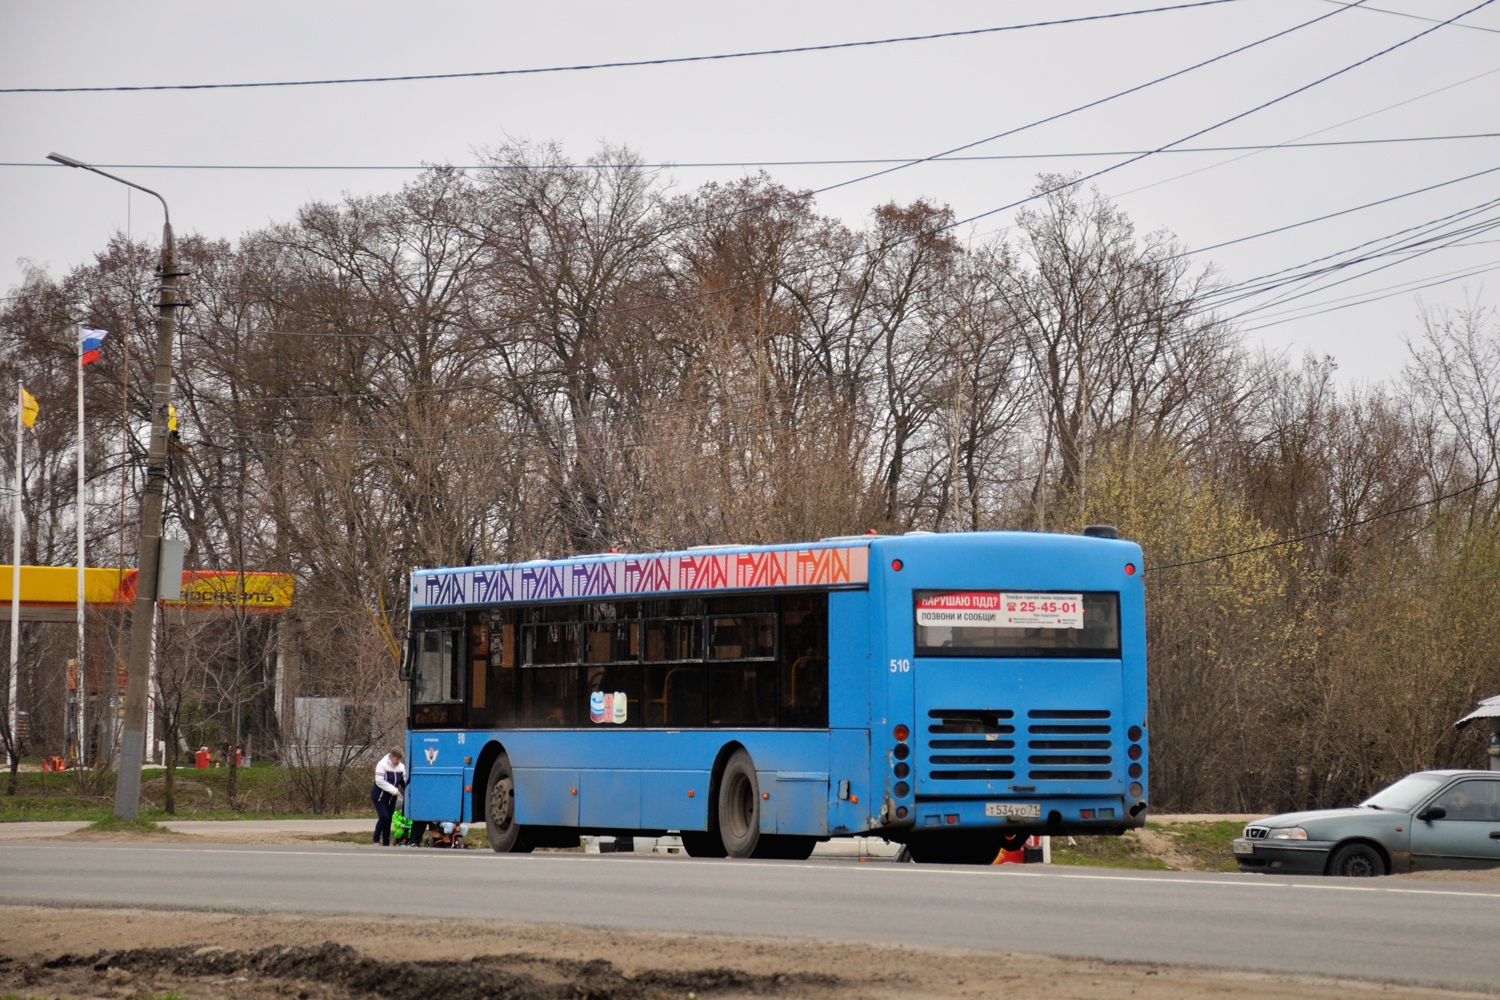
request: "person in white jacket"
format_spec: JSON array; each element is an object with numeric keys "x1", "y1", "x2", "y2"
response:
[{"x1": 370, "y1": 749, "x2": 406, "y2": 846}]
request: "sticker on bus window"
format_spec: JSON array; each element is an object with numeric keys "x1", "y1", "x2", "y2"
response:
[
  {"x1": 916, "y1": 591, "x2": 1086, "y2": 630},
  {"x1": 590, "y1": 690, "x2": 628, "y2": 724}
]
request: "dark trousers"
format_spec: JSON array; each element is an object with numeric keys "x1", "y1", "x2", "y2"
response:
[{"x1": 372, "y1": 790, "x2": 396, "y2": 845}]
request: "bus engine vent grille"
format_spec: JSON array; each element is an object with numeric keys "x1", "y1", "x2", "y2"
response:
[
  {"x1": 927, "y1": 709, "x2": 1016, "y2": 780},
  {"x1": 1025, "y1": 709, "x2": 1114, "y2": 780}
]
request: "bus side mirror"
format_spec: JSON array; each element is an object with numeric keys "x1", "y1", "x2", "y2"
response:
[
  {"x1": 397, "y1": 630, "x2": 411, "y2": 681},
  {"x1": 1417, "y1": 806, "x2": 1446, "y2": 822}
]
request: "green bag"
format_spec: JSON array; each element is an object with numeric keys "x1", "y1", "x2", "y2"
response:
[{"x1": 391, "y1": 810, "x2": 411, "y2": 841}]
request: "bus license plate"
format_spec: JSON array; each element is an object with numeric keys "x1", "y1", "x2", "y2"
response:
[{"x1": 985, "y1": 803, "x2": 1041, "y2": 819}]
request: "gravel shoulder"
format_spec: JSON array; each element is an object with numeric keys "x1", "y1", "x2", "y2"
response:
[{"x1": 4, "y1": 904, "x2": 1497, "y2": 1000}]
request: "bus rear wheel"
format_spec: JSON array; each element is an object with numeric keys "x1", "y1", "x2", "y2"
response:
[
  {"x1": 717, "y1": 749, "x2": 761, "y2": 858},
  {"x1": 904, "y1": 831, "x2": 1004, "y2": 865},
  {"x1": 485, "y1": 753, "x2": 532, "y2": 854}
]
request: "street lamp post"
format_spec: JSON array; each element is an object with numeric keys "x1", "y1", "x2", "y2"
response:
[{"x1": 48, "y1": 152, "x2": 182, "y2": 821}]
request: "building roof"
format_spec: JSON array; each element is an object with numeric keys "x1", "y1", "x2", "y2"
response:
[{"x1": 1454, "y1": 694, "x2": 1500, "y2": 729}]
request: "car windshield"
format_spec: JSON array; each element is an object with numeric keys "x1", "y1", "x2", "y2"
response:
[{"x1": 1362, "y1": 773, "x2": 1448, "y2": 812}]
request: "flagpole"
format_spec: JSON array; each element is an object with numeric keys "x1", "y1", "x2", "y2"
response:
[
  {"x1": 9, "y1": 381, "x2": 23, "y2": 768},
  {"x1": 76, "y1": 331, "x2": 88, "y2": 769}
]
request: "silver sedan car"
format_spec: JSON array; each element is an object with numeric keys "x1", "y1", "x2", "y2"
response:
[{"x1": 1232, "y1": 770, "x2": 1500, "y2": 876}]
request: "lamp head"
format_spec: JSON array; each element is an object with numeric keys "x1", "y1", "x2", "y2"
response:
[{"x1": 47, "y1": 152, "x2": 86, "y2": 168}]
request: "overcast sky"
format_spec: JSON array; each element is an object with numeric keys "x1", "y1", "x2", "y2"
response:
[{"x1": 4, "y1": 0, "x2": 1499, "y2": 386}]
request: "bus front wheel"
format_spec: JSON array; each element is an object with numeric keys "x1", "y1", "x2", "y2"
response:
[
  {"x1": 485, "y1": 754, "x2": 532, "y2": 854},
  {"x1": 717, "y1": 749, "x2": 761, "y2": 858}
]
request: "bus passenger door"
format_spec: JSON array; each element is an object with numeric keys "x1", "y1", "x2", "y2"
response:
[{"x1": 408, "y1": 735, "x2": 467, "y2": 824}]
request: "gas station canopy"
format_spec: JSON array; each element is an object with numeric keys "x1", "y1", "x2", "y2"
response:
[{"x1": 0, "y1": 565, "x2": 293, "y2": 622}]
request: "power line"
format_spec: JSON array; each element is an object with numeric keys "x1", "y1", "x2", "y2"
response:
[
  {"x1": 1237, "y1": 258, "x2": 1500, "y2": 331},
  {"x1": 12, "y1": 133, "x2": 1500, "y2": 174},
  {"x1": 1317, "y1": 0, "x2": 1500, "y2": 33},
  {"x1": 1179, "y1": 163, "x2": 1500, "y2": 261},
  {"x1": 1150, "y1": 476, "x2": 1498, "y2": 572},
  {"x1": 0, "y1": 1, "x2": 1244, "y2": 94},
  {"x1": 809, "y1": 0, "x2": 1372, "y2": 199},
  {"x1": 936, "y1": 0, "x2": 1498, "y2": 240}
]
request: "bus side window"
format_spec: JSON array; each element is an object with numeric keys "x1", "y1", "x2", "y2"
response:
[
  {"x1": 646, "y1": 665, "x2": 704, "y2": 727},
  {"x1": 486, "y1": 620, "x2": 516, "y2": 727},
  {"x1": 778, "y1": 594, "x2": 828, "y2": 728}
]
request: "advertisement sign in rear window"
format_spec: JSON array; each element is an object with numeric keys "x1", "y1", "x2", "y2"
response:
[{"x1": 914, "y1": 590, "x2": 1120, "y2": 658}]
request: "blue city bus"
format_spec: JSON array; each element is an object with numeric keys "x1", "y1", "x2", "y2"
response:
[{"x1": 402, "y1": 528, "x2": 1147, "y2": 863}]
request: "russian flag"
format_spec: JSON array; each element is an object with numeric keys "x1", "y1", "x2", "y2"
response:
[{"x1": 80, "y1": 327, "x2": 107, "y2": 366}]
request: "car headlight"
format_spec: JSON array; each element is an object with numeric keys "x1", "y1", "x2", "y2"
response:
[{"x1": 1268, "y1": 827, "x2": 1307, "y2": 840}]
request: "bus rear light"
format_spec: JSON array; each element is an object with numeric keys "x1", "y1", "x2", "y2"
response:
[
  {"x1": 894, "y1": 724, "x2": 909, "y2": 741},
  {"x1": 762, "y1": 792, "x2": 770, "y2": 800},
  {"x1": 896, "y1": 806, "x2": 908, "y2": 819},
  {"x1": 891, "y1": 559, "x2": 903, "y2": 572},
  {"x1": 1081, "y1": 808, "x2": 1095, "y2": 819},
  {"x1": 893, "y1": 782, "x2": 910, "y2": 798},
  {"x1": 893, "y1": 762, "x2": 909, "y2": 779},
  {"x1": 1128, "y1": 745, "x2": 1142, "y2": 760},
  {"x1": 893, "y1": 743, "x2": 910, "y2": 760},
  {"x1": 945, "y1": 814, "x2": 958, "y2": 824},
  {"x1": 1128, "y1": 763, "x2": 1142, "y2": 779},
  {"x1": 688, "y1": 790, "x2": 695, "y2": 797},
  {"x1": 464, "y1": 785, "x2": 472, "y2": 792},
  {"x1": 1125, "y1": 563, "x2": 1136, "y2": 575}
]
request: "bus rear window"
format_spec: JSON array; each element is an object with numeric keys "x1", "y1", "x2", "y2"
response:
[{"x1": 914, "y1": 590, "x2": 1120, "y2": 658}]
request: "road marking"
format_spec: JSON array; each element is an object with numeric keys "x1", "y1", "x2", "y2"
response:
[{"x1": 7, "y1": 843, "x2": 1500, "y2": 897}]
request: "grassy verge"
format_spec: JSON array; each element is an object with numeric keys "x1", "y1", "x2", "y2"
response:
[
  {"x1": 1050, "y1": 830, "x2": 1172, "y2": 870},
  {"x1": 1049, "y1": 821, "x2": 1241, "y2": 872},
  {"x1": 0, "y1": 762, "x2": 374, "y2": 822},
  {"x1": 80, "y1": 815, "x2": 177, "y2": 836},
  {"x1": 1162, "y1": 820, "x2": 1245, "y2": 873}
]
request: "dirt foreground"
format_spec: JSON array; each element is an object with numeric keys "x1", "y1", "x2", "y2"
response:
[{"x1": 2, "y1": 827, "x2": 1497, "y2": 1000}]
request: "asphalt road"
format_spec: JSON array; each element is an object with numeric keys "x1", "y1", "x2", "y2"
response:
[{"x1": 3, "y1": 836, "x2": 1498, "y2": 993}]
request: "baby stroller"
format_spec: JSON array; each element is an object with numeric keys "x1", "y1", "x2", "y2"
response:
[{"x1": 426, "y1": 820, "x2": 468, "y2": 848}]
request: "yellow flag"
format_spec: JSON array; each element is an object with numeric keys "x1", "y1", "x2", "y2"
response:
[
  {"x1": 20, "y1": 388, "x2": 38, "y2": 428},
  {"x1": 168, "y1": 405, "x2": 178, "y2": 432}
]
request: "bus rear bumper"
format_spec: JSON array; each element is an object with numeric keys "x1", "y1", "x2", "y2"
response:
[{"x1": 897, "y1": 797, "x2": 1146, "y2": 837}]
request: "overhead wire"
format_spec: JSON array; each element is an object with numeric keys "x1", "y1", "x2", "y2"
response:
[
  {"x1": 14, "y1": 2, "x2": 1493, "y2": 430},
  {"x1": 0, "y1": 1, "x2": 1244, "y2": 94},
  {"x1": 8, "y1": 131, "x2": 1500, "y2": 173},
  {"x1": 1149, "y1": 475, "x2": 1498, "y2": 572}
]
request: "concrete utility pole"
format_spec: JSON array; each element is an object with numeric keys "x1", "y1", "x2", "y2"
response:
[{"x1": 48, "y1": 153, "x2": 182, "y2": 820}]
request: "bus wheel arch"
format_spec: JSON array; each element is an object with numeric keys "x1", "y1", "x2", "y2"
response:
[
  {"x1": 680, "y1": 743, "x2": 757, "y2": 859},
  {"x1": 472, "y1": 742, "x2": 504, "y2": 826}
]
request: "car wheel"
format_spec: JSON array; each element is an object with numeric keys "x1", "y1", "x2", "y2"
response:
[{"x1": 1327, "y1": 842, "x2": 1384, "y2": 877}]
